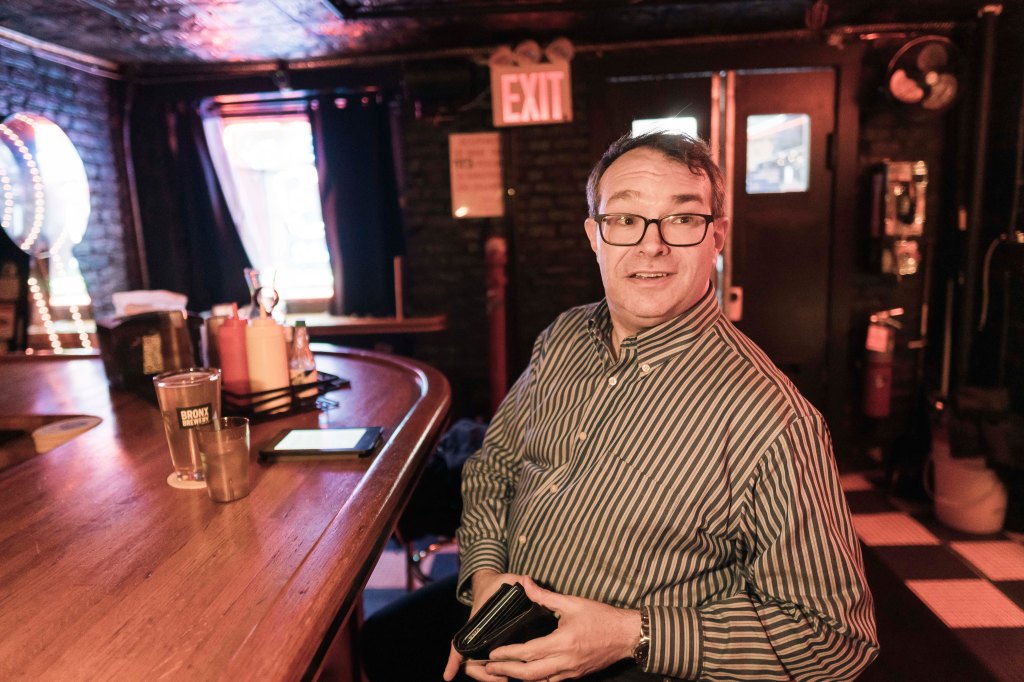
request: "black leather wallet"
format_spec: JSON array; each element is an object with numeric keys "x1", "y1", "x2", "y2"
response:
[{"x1": 452, "y1": 582, "x2": 559, "y2": 660}]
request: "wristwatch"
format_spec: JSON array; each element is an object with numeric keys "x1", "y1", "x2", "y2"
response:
[{"x1": 632, "y1": 606, "x2": 650, "y2": 668}]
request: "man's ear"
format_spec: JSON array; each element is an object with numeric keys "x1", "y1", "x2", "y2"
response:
[
  {"x1": 584, "y1": 217, "x2": 599, "y2": 254},
  {"x1": 711, "y1": 216, "x2": 729, "y2": 255}
]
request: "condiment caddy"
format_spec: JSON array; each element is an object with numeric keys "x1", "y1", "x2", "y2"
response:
[
  {"x1": 208, "y1": 291, "x2": 348, "y2": 422},
  {"x1": 221, "y1": 370, "x2": 349, "y2": 422}
]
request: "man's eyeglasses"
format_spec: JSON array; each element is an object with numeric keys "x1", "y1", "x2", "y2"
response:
[{"x1": 592, "y1": 213, "x2": 714, "y2": 247}]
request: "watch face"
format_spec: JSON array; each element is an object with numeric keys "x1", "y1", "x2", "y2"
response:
[{"x1": 633, "y1": 639, "x2": 650, "y2": 667}]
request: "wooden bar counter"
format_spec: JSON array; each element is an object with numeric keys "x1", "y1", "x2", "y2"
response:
[{"x1": 0, "y1": 344, "x2": 450, "y2": 680}]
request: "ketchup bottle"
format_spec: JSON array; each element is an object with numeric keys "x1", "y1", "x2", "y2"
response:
[{"x1": 216, "y1": 304, "x2": 250, "y2": 396}]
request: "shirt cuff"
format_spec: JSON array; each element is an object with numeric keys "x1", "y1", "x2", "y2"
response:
[
  {"x1": 647, "y1": 605, "x2": 702, "y2": 680},
  {"x1": 455, "y1": 538, "x2": 507, "y2": 605}
]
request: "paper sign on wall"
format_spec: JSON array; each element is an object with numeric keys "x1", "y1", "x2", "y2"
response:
[
  {"x1": 449, "y1": 132, "x2": 504, "y2": 218},
  {"x1": 490, "y1": 62, "x2": 573, "y2": 127}
]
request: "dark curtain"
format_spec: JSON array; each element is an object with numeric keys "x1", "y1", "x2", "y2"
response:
[
  {"x1": 310, "y1": 93, "x2": 405, "y2": 316},
  {"x1": 131, "y1": 100, "x2": 251, "y2": 312}
]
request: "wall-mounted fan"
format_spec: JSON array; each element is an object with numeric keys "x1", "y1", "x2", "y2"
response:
[{"x1": 886, "y1": 36, "x2": 964, "y2": 113}]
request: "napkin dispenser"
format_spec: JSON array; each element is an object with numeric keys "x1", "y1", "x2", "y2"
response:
[{"x1": 96, "y1": 310, "x2": 202, "y2": 402}]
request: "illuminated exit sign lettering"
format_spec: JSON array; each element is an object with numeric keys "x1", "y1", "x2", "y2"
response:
[{"x1": 491, "y1": 62, "x2": 573, "y2": 127}]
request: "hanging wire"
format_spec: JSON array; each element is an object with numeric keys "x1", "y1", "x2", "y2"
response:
[{"x1": 978, "y1": 234, "x2": 1004, "y2": 330}]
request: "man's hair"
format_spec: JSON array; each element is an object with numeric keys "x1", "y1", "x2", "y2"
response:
[{"x1": 585, "y1": 131, "x2": 725, "y2": 219}]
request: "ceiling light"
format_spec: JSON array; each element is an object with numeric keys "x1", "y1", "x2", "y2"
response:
[
  {"x1": 544, "y1": 37, "x2": 575, "y2": 64},
  {"x1": 513, "y1": 40, "x2": 542, "y2": 65}
]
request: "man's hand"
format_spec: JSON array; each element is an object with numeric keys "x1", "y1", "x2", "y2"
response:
[
  {"x1": 442, "y1": 570, "x2": 525, "y2": 682},
  {"x1": 481, "y1": 576, "x2": 641, "y2": 682}
]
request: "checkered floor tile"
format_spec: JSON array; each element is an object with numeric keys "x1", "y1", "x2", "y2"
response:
[
  {"x1": 852, "y1": 512, "x2": 942, "y2": 546},
  {"x1": 843, "y1": 469, "x2": 1024, "y2": 679},
  {"x1": 840, "y1": 472, "x2": 876, "y2": 492},
  {"x1": 905, "y1": 579, "x2": 1024, "y2": 629},
  {"x1": 950, "y1": 541, "x2": 1024, "y2": 582}
]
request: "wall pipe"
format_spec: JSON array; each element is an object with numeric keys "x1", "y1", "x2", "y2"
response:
[
  {"x1": 956, "y1": 4, "x2": 1002, "y2": 390},
  {"x1": 120, "y1": 82, "x2": 151, "y2": 289},
  {"x1": 1008, "y1": 48, "x2": 1024, "y2": 239},
  {"x1": 485, "y1": 236, "x2": 508, "y2": 415}
]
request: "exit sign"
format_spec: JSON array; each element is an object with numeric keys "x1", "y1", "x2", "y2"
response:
[{"x1": 491, "y1": 62, "x2": 573, "y2": 127}]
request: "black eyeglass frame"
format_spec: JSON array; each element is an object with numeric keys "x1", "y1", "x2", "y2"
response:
[{"x1": 592, "y1": 213, "x2": 715, "y2": 247}]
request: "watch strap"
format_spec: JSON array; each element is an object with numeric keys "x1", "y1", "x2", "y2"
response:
[{"x1": 632, "y1": 605, "x2": 651, "y2": 668}]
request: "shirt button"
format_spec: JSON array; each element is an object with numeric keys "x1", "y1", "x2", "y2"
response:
[
  {"x1": 608, "y1": 376, "x2": 618, "y2": 386},
  {"x1": 640, "y1": 363, "x2": 651, "y2": 374},
  {"x1": 577, "y1": 431, "x2": 587, "y2": 441},
  {"x1": 518, "y1": 534, "x2": 527, "y2": 544},
  {"x1": 548, "y1": 483, "x2": 558, "y2": 494}
]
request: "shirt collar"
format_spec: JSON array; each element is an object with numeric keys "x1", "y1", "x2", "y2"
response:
[
  {"x1": 585, "y1": 299, "x2": 615, "y2": 361},
  {"x1": 585, "y1": 283, "x2": 721, "y2": 367}
]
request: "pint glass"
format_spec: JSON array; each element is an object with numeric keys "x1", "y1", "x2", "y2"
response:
[{"x1": 153, "y1": 368, "x2": 222, "y2": 488}]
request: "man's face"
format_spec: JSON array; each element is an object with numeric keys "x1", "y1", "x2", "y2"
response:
[{"x1": 585, "y1": 148, "x2": 728, "y2": 342}]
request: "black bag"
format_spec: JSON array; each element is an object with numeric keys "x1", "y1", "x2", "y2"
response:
[{"x1": 398, "y1": 418, "x2": 487, "y2": 540}]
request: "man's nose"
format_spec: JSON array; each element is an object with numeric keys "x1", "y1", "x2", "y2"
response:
[{"x1": 637, "y1": 219, "x2": 670, "y2": 253}]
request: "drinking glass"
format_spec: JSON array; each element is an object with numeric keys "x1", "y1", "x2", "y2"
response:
[
  {"x1": 153, "y1": 367, "x2": 222, "y2": 489},
  {"x1": 196, "y1": 417, "x2": 251, "y2": 503}
]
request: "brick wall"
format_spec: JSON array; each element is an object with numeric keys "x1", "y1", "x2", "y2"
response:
[
  {"x1": 854, "y1": 100, "x2": 947, "y2": 471},
  {"x1": 851, "y1": 17, "x2": 1024, "y2": 426},
  {"x1": 503, "y1": 87, "x2": 603, "y2": 376},
  {"x1": 855, "y1": 38, "x2": 952, "y2": 407},
  {"x1": 401, "y1": 65, "x2": 602, "y2": 418},
  {"x1": 0, "y1": 43, "x2": 131, "y2": 318},
  {"x1": 401, "y1": 101, "x2": 495, "y2": 418}
]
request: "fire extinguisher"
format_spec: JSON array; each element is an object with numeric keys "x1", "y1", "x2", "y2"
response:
[{"x1": 863, "y1": 308, "x2": 904, "y2": 419}]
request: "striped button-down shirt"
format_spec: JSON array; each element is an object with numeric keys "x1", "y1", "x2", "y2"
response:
[{"x1": 457, "y1": 285, "x2": 878, "y2": 681}]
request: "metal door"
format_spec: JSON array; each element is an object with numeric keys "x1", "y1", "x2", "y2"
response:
[
  {"x1": 731, "y1": 69, "x2": 835, "y2": 408},
  {"x1": 602, "y1": 68, "x2": 837, "y2": 409}
]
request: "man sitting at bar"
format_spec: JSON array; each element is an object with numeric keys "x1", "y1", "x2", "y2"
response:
[{"x1": 363, "y1": 131, "x2": 878, "y2": 682}]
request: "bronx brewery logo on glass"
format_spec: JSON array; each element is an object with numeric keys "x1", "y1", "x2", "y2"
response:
[
  {"x1": 153, "y1": 368, "x2": 222, "y2": 486},
  {"x1": 177, "y1": 403, "x2": 213, "y2": 429}
]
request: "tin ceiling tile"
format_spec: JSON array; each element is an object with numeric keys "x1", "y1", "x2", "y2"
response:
[
  {"x1": 271, "y1": 0, "x2": 346, "y2": 24},
  {"x1": 0, "y1": 0, "x2": 983, "y2": 69}
]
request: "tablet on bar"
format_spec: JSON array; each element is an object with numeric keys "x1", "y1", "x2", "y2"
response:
[{"x1": 258, "y1": 426, "x2": 384, "y2": 461}]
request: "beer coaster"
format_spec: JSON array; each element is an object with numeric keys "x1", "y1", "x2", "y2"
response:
[
  {"x1": 32, "y1": 416, "x2": 102, "y2": 453},
  {"x1": 167, "y1": 473, "x2": 206, "y2": 490}
]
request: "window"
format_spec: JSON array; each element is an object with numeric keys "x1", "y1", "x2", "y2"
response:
[
  {"x1": 203, "y1": 103, "x2": 333, "y2": 313},
  {"x1": 632, "y1": 116, "x2": 699, "y2": 138},
  {"x1": 745, "y1": 114, "x2": 810, "y2": 194}
]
